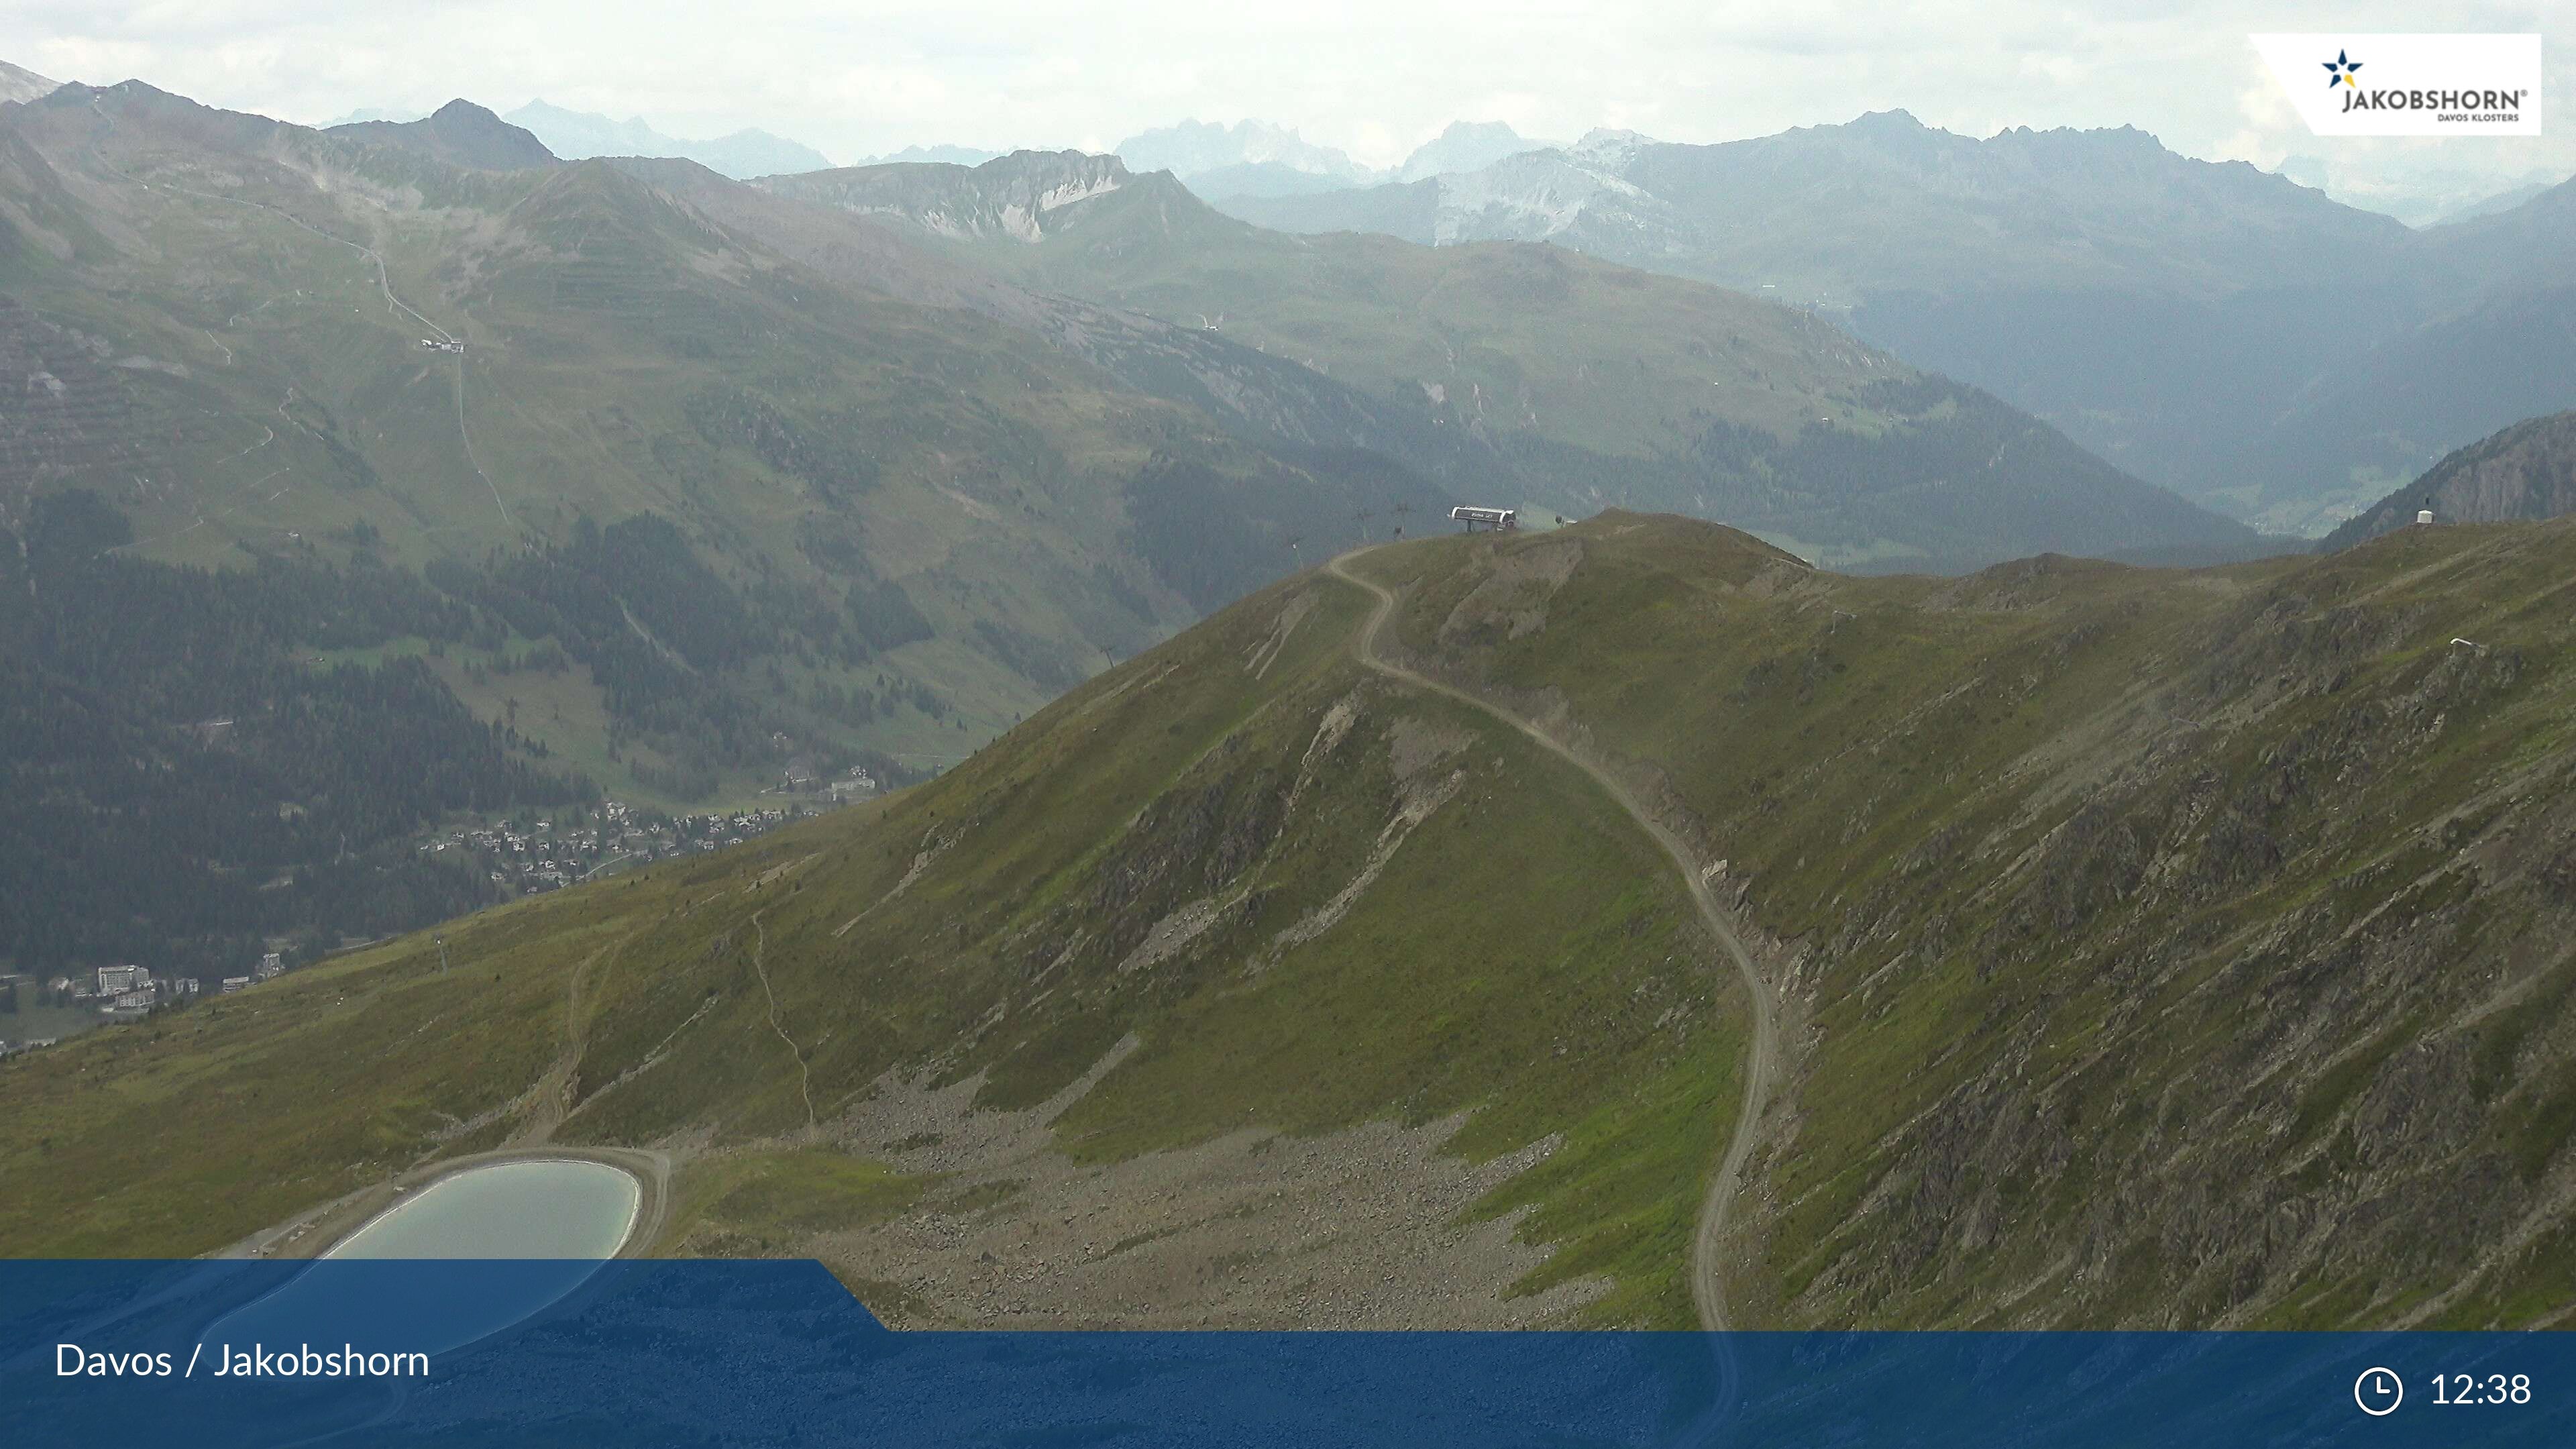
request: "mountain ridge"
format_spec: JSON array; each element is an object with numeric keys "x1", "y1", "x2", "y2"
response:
[
  {"x1": 0, "y1": 77, "x2": 1469, "y2": 978},
  {"x1": 1114, "y1": 117, "x2": 1373, "y2": 197},
  {"x1": 9, "y1": 511, "x2": 2576, "y2": 1332},
  {"x1": 5, "y1": 82, "x2": 1473, "y2": 789},
  {"x1": 2323, "y1": 411, "x2": 2576, "y2": 550},
  {"x1": 0, "y1": 58, "x2": 56, "y2": 107},
  {"x1": 1398, "y1": 120, "x2": 1550, "y2": 182},
  {"x1": 761, "y1": 148, "x2": 2266, "y2": 572},
  {"x1": 1220, "y1": 110, "x2": 2576, "y2": 538},
  {"x1": 325, "y1": 98, "x2": 560, "y2": 172},
  {"x1": 504, "y1": 99, "x2": 835, "y2": 179}
]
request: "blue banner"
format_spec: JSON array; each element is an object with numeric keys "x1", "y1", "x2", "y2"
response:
[{"x1": 3, "y1": 1260, "x2": 2565, "y2": 1446}]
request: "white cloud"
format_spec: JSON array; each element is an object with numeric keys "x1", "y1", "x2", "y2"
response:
[
  {"x1": 2016, "y1": 54, "x2": 2087, "y2": 88},
  {"x1": 1, "y1": 0, "x2": 2564, "y2": 202}
]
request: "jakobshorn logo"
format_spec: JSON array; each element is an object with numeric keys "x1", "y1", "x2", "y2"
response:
[{"x1": 2253, "y1": 34, "x2": 2542, "y2": 136}]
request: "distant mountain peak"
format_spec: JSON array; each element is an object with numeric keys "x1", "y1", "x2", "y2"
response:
[
  {"x1": 2432, "y1": 178, "x2": 2562, "y2": 226},
  {"x1": 855, "y1": 144, "x2": 1001, "y2": 168},
  {"x1": 982, "y1": 148, "x2": 1132, "y2": 184},
  {"x1": 327, "y1": 98, "x2": 558, "y2": 171},
  {"x1": 1114, "y1": 118, "x2": 1373, "y2": 184},
  {"x1": 502, "y1": 100, "x2": 835, "y2": 180},
  {"x1": 429, "y1": 98, "x2": 504, "y2": 127},
  {"x1": 326, "y1": 105, "x2": 424, "y2": 127},
  {"x1": 1566, "y1": 127, "x2": 1655, "y2": 169},
  {"x1": 1397, "y1": 120, "x2": 1550, "y2": 182},
  {"x1": 0, "y1": 58, "x2": 60, "y2": 106},
  {"x1": 1987, "y1": 119, "x2": 2169, "y2": 152},
  {"x1": 757, "y1": 148, "x2": 1134, "y2": 243}
]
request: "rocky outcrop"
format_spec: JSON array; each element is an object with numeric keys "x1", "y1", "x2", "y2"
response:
[
  {"x1": 759, "y1": 150, "x2": 1130, "y2": 242},
  {"x1": 2324, "y1": 411, "x2": 2576, "y2": 549}
]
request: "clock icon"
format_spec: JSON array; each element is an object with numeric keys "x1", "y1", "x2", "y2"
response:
[{"x1": 2356, "y1": 1366, "x2": 2404, "y2": 1416}]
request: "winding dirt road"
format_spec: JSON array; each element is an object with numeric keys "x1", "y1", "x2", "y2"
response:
[{"x1": 1325, "y1": 548, "x2": 1780, "y2": 1334}]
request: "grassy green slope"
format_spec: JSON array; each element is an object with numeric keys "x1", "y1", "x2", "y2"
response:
[
  {"x1": 1352, "y1": 513, "x2": 2576, "y2": 1327},
  {"x1": 985, "y1": 184, "x2": 1870, "y2": 460},
  {"x1": 0, "y1": 86, "x2": 1449, "y2": 800},
  {"x1": 0, "y1": 555, "x2": 1741, "y2": 1326},
  {"x1": 764, "y1": 158, "x2": 1868, "y2": 458},
  {"x1": 13, "y1": 511, "x2": 2574, "y2": 1328}
]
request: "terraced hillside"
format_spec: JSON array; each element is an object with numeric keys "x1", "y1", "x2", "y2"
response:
[{"x1": 8, "y1": 513, "x2": 2576, "y2": 1331}]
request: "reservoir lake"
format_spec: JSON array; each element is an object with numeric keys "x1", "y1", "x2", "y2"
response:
[{"x1": 325, "y1": 1159, "x2": 640, "y2": 1260}]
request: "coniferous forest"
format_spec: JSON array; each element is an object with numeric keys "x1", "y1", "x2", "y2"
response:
[
  {"x1": 0, "y1": 492, "x2": 926, "y2": 982},
  {"x1": 0, "y1": 491, "x2": 592, "y2": 978}
]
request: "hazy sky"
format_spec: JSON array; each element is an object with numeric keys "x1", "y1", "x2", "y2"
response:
[{"x1": 4, "y1": 1, "x2": 2565, "y2": 204}]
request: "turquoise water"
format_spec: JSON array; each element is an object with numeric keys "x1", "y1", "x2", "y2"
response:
[
  {"x1": 199, "y1": 1160, "x2": 643, "y2": 1356},
  {"x1": 327, "y1": 1159, "x2": 640, "y2": 1260}
]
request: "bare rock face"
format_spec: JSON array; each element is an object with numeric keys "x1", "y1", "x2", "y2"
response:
[
  {"x1": 760, "y1": 151, "x2": 1131, "y2": 244},
  {"x1": 2325, "y1": 411, "x2": 2576, "y2": 549}
]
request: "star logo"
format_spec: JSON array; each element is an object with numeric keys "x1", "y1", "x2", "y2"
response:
[{"x1": 2322, "y1": 49, "x2": 2363, "y2": 88}]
